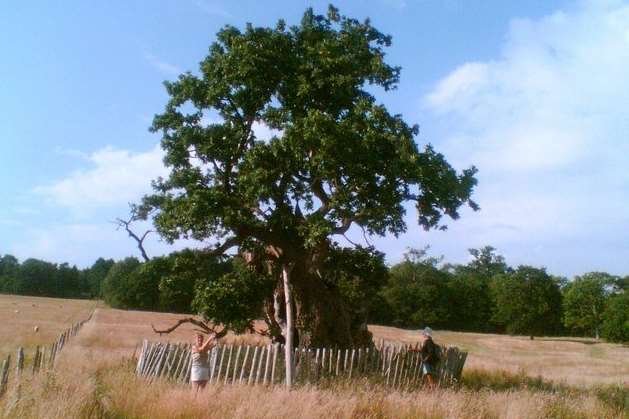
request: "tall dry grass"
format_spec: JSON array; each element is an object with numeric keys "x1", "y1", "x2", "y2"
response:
[
  {"x1": 0, "y1": 296, "x2": 627, "y2": 418},
  {"x1": 1, "y1": 358, "x2": 625, "y2": 419}
]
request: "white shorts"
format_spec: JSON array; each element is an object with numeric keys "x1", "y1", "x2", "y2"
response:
[{"x1": 190, "y1": 366, "x2": 209, "y2": 382}]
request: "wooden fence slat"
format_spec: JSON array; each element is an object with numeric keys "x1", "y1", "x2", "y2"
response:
[
  {"x1": 238, "y1": 346, "x2": 250, "y2": 384},
  {"x1": 263, "y1": 344, "x2": 272, "y2": 385},
  {"x1": 255, "y1": 346, "x2": 265, "y2": 384},
  {"x1": 153, "y1": 343, "x2": 169, "y2": 379},
  {"x1": 172, "y1": 345, "x2": 186, "y2": 381},
  {"x1": 143, "y1": 343, "x2": 159, "y2": 377},
  {"x1": 232, "y1": 346, "x2": 243, "y2": 384},
  {"x1": 31, "y1": 346, "x2": 40, "y2": 374},
  {"x1": 270, "y1": 343, "x2": 278, "y2": 385},
  {"x1": 144, "y1": 343, "x2": 159, "y2": 378},
  {"x1": 16, "y1": 347, "x2": 24, "y2": 376},
  {"x1": 209, "y1": 346, "x2": 219, "y2": 384},
  {"x1": 224, "y1": 345, "x2": 234, "y2": 385},
  {"x1": 0, "y1": 356, "x2": 10, "y2": 397},
  {"x1": 153, "y1": 344, "x2": 168, "y2": 378},
  {"x1": 136, "y1": 340, "x2": 148, "y2": 374},
  {"x1": 349, "y1": 349, "x2": 355, "y2": 379},
  {"x1": 181, "y1": 348, "x2": 193, "y2": 383},
  {"x1": 247, "y1": 346, "x2": 255, "y2": 385},
  {"x1": 216, "y1": 345, "x2": 226, "y2": 383}
]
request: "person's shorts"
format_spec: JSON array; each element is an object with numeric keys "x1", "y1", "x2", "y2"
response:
[{"x1": 422, "y1": 362, "x2": 434, "y2": 376}]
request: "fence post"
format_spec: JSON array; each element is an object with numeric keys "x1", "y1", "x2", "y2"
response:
[
  {"x1": 0, "y1": 356, "x2": 10, "y2": 397},
  {"x1": 16, "y1": 347, "x2": 24, "y2": 376},
  {"x1": 270, "y1": 343, "x2": 278, "y2": 385},
  {"x1": 31, "y1": 346, "x2": 40, "y2": 374},
  {"x1": 263, "y1": 344, "x2": 272, "y2": 385}
]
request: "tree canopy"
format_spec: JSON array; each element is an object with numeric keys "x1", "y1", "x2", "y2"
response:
[
  {"x1": 562, "y1": 272, "x2": 615, "y2": 339},
  {"x1": 491, "y1": 266, "x2": 563, "y2": 339},
  {"x1": 140, "y1": 5, "x2": 477, "y2": 350}
]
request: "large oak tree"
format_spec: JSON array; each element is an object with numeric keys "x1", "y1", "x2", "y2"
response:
[{"x1": 140, "y1": 6, "x2": 477, "y2": 387}]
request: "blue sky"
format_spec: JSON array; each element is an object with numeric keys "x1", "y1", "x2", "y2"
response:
[{"x1": 2, "y1": 0, "x2": 628, "y2": 277}]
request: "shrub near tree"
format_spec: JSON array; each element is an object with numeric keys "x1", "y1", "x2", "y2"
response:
[{"x1": 491, "y1": 266, "x2": 563, "y2": 339}]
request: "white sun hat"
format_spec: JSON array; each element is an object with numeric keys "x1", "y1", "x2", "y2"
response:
[{"x1": 421, "y1": 327, "x2": 433, "y2": 337}]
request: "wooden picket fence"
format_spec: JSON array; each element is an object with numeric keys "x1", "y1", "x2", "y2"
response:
[
  {"x1": 135, "y1": 340, "x2": 467, "y2": 389},
  {"x1": 0, "y1": 312, "x2": 93, "y2": 397}
]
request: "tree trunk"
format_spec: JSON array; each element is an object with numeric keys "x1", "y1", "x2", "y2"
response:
[{"x1": 282, "y1": 264, "x2": 294, "y2": 389}]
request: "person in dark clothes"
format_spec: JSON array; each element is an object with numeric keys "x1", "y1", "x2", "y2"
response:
[{"x1": 419, "y1": 327, "x2": 437, "y2": 389}]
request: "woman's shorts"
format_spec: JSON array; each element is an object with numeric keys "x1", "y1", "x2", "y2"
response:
[
  {"x1": 190, "y1": 366, "x2": 210, "y2": 382},
  {"x1": 422, "y1": 363, "x2": 434, "y2": 376}
]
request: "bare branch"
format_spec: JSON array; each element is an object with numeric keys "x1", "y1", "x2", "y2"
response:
[
  {"x1": 342, "y1": 233, "x2": 361, "y2": 248},
  {"x1": 151, "y1": 318, "x2": 228, "y2": 338},
  {"x1": 113, "y1": 216, "x2": 152, "y2": 262},
  {"x1": 360, "y1": 225, "x2": 373, "y2": 247}
]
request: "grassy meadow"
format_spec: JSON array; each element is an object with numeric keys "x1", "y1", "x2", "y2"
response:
[
  {"x1": 0, "y1": 294, "x2": 97, "y2": 359},
  {"x1": 0, "y1": 295, "x2": 627, "y2": 418}
]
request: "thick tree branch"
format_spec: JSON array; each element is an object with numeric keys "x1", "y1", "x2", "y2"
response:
[
  {"x1": 203, "y1": 236, "x2": 240, "y2": 256},
  {"x1": 331, "y1": 217, "x2": 352, "y2": 235},
  {"x1": 312, "y1": 179, "x2": 330, "y2": 214}
]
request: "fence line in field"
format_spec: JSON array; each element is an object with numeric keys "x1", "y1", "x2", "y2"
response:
[
  {"x1": 0, "y1": 311, "x2": 93, "y2": 397},
  {"x1": 135, "y1": 340, "x2": 467, "y2": 389}
]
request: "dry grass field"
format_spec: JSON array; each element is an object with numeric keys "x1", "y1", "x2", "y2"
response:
[
  {"x1": 369, "y1": 326, "x2": 629, "y2": 387},
  {"x1": 0, "y1": 295, "x2": 627, "y2": 418},
  {"x1": 0, "y1": 294, "x2": 97, "y2": 359}
]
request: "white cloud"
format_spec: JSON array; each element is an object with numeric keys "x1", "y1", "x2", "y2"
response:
[
  {"x1": 195, "y1": 0, "x2": 232, "y2": 18},
  {"x1": 416, "y1": 0, "x2": 629, "y2": 276},
  {"x1": 35, "y1": 145, "x2": 168, "y2": 214},
  {"x1": 144, "y1": 52, "x2": 182, "y2": 76}
]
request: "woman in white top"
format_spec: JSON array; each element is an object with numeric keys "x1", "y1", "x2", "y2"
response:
[{"x1": 190, "y1": 333, "x2": 215, "y2": 391}]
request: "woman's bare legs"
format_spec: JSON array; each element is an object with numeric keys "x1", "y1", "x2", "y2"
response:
[{"x1": 191, "y1": 380, "x2": 208, "y2": 393}]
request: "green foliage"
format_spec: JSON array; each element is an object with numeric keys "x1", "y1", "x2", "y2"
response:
[
  {"x1": 83, "y1": 258, "x2": 115, "y2": 298},
  {"x1": 101, "y1": 257, "x2": 142, "y2": 309},
  {"x1": 139, "y1": 5, "x2": 477, "y2": 345},
  {"x1": 17, "y1": 258, "x2": 58, "y2": 295},
  {"x1": 601, "y1": 292, "x2": 629, "y2": 343},
  {"x1": 491, "y1": 266, "x2": 563, "y2": 338},
  {"x1": 0, "y1": 254, "x2": 113, "y2": 299},
  {"x1": 380, "y1": 248, "x2": 451, "y2": 329},
  {"x1": 563, "y1": 272, "x2": 614, "y2": 338},
  {"x1": 157, "y1": 249, "x2": 231, "y2": 313},
  {"x1": 322, "y1": 246, "x2": 388, "y2": 336},
  {"x1": 446, "y1": 247, "x2": 510, "y2": 332},
  {"x1": 193, "y1": 258, "x2": 274, "y2": 333}
]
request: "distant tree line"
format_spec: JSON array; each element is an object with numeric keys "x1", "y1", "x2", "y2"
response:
[
  {"x1": 373, "y1": 246, "x2": 628, "y2": 343},
  {"x1": 1, "y1": 246, "x2": 627, "y2": 343},
  {"x1": 0, "y1": 254, "x2": 113, "y2": 299}
]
